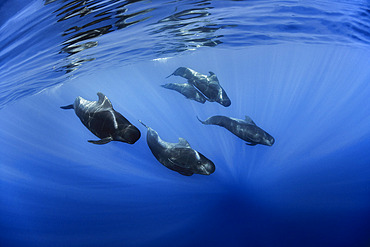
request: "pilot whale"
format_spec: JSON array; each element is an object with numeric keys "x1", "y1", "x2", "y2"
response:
[
  {"x1": 161, "y1": 82, "x2": 206, "y2": 103},
  {"x1": 139, "y1": 120, "x2": 215, "y2": 176},
  {"x1": 168, "y1": 67, "x2": 231, "y2": 107},
  {"x1": 61, "y1": 92, "x2": 140, "y2": 144},
  {"x1": 197, "y1": 115, "x2": 275, "y2": 146}
]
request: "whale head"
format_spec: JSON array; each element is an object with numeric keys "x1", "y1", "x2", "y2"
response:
[
  {"x1": 218, "y1": 97, "x2": 231, "y2": 107},
  {"x1": 193, "y1": 152, "x2": 215, "y2": 175},
  {"x1": 216, "y1": 88, "x2": 231, "y2": 107},
  {"x1": 261, "y1": 132, "x2": 275, "y2": 146}
]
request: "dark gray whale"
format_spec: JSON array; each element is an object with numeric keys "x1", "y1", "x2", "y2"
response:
[
  {"x1": 161, "y1": 83, "x2": 206, "y2": 103},
  {"x1": 61, "y1": 92, "x2": 140, "y2": 144},
  {"x1": 168, "y1": 67, "x2": 231, "y2": 107},
  {"x1": 197, "y1": 115, "x2": 275, "y2": 146},
  {"x1": 139, "y1": 120, "x2": 215, "y2": 176}
]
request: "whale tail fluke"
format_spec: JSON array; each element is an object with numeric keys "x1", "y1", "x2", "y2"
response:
[
  {"x1": 60, "y1": 104, "x2": 74, "y2": 110},
  {"x1": 138, "y1": 120, "x2": 149, "y2": 129},
  {"x1": 196, "y1": 116, "x2": 206, "y2": 124}
]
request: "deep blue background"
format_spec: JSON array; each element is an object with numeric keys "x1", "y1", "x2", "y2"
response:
[{"x1": 1, "y1": 46, "x2": 370, "y2": 246}]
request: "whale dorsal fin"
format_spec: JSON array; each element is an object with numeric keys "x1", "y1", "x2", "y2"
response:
[
  {"x1": 97, "y1": 92, "x2": 112, "y2": 109},
  {"x1": 208, "y1": 71, "x2": 219, "y2": 83},
  {"x1": 177, "y1": 137, "x2": 191, "y2": 148},
  {"x1": 244, "y1": 116, "x2": 256, "y2": 125}
]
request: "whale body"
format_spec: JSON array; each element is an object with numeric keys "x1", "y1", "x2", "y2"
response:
[
  {"x1": 161, "y1": 82, "x2": 207, "y2": 103},
  {"x1": 139, "y1": 121, "x2": 215, "y2": 176},
  {"x1": 169, "y1": 67, "x2": 231, "y2": 107},
  {"x1": 198, "y1": 115, "x2": 274, "y2": 146},
  {"x1": 61, "y1": 92, "x2": 140, "y2": 144}
]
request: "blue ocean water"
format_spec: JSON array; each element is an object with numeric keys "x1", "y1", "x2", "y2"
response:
[{"x1": 1, "y1": 1, "x2": 370, "y2": 247}]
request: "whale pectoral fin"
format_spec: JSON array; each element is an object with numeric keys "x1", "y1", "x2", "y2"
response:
[
  {"x1": 60, "y1": 104, "x2": 74, "y2": 109},
  {"x1": 88, "y1": 137, "x2": 113, "y2": 145},
  {"x1": 178, "y1": 170, "x2": 194, "y2": 176},
  {"x1": 167, "y1": 158, "x2": 183, "y2": 168},
  {"x1": 246, "y1": 142, "x2": 257, "y2": 146},
  {"x1": 168, "y1": 157, "x2": 186, "y2": 168},
  {"x1": 244, "y1": 116, "x2": 256, "y2": 126},
  {"x1": 167, "y1": 158, "x2": 193, "y2": 176}
]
